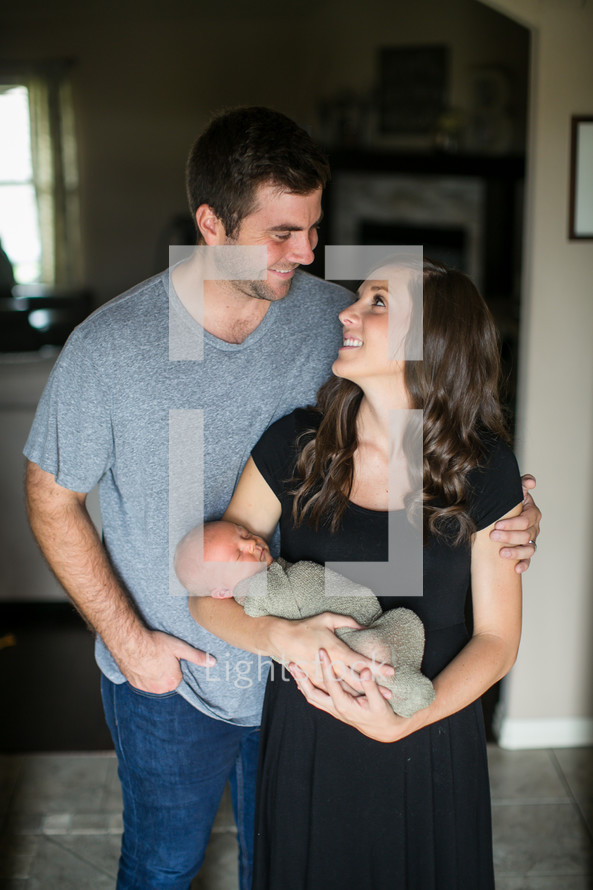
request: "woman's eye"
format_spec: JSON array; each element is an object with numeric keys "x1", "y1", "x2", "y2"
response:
[{"x1": 373, "y1": 296, "x2": 386, "y2": 307}]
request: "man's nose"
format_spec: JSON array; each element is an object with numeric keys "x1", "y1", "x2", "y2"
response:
[{"x1": 287, "y1": 231, "x2": 316, "y2": 266}]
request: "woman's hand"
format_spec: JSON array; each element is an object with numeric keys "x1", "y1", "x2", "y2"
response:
[
  {"x1": 288, "y1": 648, "x2": 412, "y2": 742},
  {"x1": 271, "y1": 615, "x2": 394, "y2": 694}
]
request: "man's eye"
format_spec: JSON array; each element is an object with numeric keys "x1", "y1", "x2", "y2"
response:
[{"x1": 274, "y1": 232, "x2": 291, "y2": 241}]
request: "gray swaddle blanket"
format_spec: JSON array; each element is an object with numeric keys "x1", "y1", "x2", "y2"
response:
[{"x1": 235, "y1": 558, "x2": 435, "y2": 718}]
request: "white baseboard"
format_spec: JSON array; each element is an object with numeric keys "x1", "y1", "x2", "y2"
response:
[{"x1": 496, "y1": 717, "x2": 593, "y2": 749}]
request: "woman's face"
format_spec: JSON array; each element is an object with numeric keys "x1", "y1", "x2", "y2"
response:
[{"x1": 332, "y1": 265, "x2": 413, "y2": 385}]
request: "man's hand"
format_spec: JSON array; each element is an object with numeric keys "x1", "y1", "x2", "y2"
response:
[
  {"x1": 25, "y1": 461, "x2": 216, "y2": 692},
  {"x1": 490, "y1": 474, "x2": 541, "y2": 574},
  {"x1": 120, "y1": 629, "x2": 216, "y2": 694}
]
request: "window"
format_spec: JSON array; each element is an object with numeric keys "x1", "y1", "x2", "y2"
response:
[
  {"x1": 0, "y1": 65, "x2": 80, "y2": 288},
  {"x1": 0, "y1": 84, "x2": 42, "y2": 283}
]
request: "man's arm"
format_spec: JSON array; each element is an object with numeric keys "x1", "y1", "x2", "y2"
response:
[
  {"x1": 491, "y1": 474, "x2": 541, "y2": 573},
  {"x1": 25, "y1": 461, "x2": 214, "y2": 692}
]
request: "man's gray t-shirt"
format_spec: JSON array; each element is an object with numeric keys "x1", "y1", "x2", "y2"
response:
[{"x1": 25, "y1": 268, "x2": 348, "y2": 725}]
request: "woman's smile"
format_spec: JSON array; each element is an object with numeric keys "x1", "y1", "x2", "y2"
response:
[{"x1": 340, "y1": 335, "x2": 363, "y2": 349}]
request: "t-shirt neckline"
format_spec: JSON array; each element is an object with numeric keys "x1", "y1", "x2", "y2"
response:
[{"x1": 167, "y1": 266, "x2": 290, "y2": 352}]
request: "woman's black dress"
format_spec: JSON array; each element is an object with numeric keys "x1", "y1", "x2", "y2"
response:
[{"x1": 251, "y1": 409, "x2": 522, "y2": 890}]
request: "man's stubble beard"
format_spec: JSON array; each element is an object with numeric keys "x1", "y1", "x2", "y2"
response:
[
  {"x1": 213, "y1": 244, "x2": 295, "y2": 303},
  {"x1": 230, "y1": 276, "x2": 294, "y2": 303}
]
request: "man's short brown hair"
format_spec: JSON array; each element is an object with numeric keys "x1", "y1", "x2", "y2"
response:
[{"x1": 186, "y1": 106, "x2": 330, "y2": 241}]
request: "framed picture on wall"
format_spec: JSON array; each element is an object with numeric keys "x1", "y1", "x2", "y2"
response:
[{"x1": 569, "y1": 115, "x2": 593, "y2": 240}]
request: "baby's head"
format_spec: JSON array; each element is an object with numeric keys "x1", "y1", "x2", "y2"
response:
[{"x1": 175, "y1": 520, "x2": 273, "y2": 598}]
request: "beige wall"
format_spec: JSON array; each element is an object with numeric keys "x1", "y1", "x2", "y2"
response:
[
  {"x1": 1, "y1": 0, "x2": 527, "y2": 303},
  {"x1": 480, "y1": 0, "x2": 593, "y2": 747}
]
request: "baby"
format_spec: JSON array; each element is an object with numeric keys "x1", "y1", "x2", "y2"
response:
[{"x1": 175, "y1": 520, "x2": 435, "y2": 718}]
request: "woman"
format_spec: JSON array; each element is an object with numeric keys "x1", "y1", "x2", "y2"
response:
[{"x1": 191, "y1": 257, "x2": 523, "y2": 888}]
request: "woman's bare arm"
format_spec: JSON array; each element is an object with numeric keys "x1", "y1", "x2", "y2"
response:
[
  {"x1": 290, "y1": 502, "x2": 523, "y2": 741},
  {"x1": 188, "y1": 458, "x2": 394, "y2": 685}
]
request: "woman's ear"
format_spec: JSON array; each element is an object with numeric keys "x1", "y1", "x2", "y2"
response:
[{"x1": 195, "y1": 204, "x2": 225, "y2": 245}]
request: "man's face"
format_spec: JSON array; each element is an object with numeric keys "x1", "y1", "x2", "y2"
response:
[{"x1": 221, "y1": 183, "x2": 323, "y2": 302}]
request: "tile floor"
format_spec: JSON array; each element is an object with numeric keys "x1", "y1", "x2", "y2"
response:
[{"x1": 0, "y1": 746, "x2": 591, "y2": 889}]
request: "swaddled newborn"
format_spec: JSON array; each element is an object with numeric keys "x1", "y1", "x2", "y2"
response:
[{"x1": 175, "y1": 520, "x2": 435, "y2": 718}]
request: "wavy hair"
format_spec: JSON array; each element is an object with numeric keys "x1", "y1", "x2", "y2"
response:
[{"x1": 290, "y1": 259, "x2": 509, "y2": 544}]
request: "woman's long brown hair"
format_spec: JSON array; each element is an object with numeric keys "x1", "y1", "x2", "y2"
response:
[{"x1": 290, "y1": 258, "x2": 509, "y2": 544}]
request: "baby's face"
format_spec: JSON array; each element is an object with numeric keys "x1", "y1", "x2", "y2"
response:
[{"x1": 204, "y1": 522, "x2": 273, "y2": 597}]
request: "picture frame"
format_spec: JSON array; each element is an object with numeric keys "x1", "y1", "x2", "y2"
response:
[{"x1": 569, "y1": 115, "x2": 593, "y2": 240}]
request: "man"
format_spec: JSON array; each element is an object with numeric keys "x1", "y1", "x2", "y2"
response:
[{"x1": 24, "y1": 106, "x2": 540, "y2": 890}]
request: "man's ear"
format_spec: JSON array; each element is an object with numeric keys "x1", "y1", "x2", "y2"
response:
[
  {"x1": 195, "y1": 204, "x2": 225, "y2": 245},
  {"x1": 211, "y1": 588, "x2": 234, "y2": 599}
]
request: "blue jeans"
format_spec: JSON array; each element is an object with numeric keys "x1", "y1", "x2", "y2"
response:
[{"x1": 101, "y1": 675, "x2": 260, "y2": 890}]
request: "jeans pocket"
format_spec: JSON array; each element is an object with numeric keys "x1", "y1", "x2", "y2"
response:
[{"x1": 125, "y1": 682, "x2": 180, "y2": 700}]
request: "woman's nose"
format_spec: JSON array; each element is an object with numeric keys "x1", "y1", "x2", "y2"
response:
[{"x1": 338, "y1": 302, "x2": 359, "y2": 325}]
